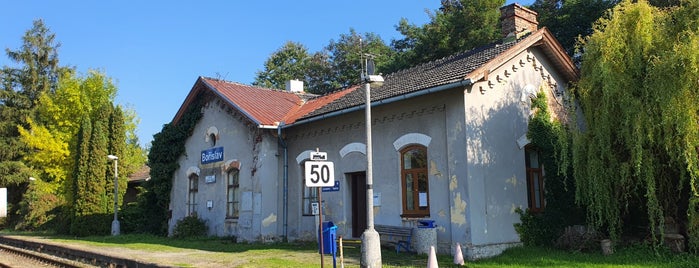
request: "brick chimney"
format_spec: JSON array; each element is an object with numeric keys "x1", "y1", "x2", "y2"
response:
[{"x1": 500, "y1": 3, "x2": 538, "y2": 39}]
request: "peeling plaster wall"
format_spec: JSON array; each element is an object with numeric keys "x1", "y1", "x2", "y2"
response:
[
  {"x1": 462, "y1": 47, "x2": 569, "y2": 257},
  {"x1": 169, "y1": 100, "x2": 280, "y2": 241}
]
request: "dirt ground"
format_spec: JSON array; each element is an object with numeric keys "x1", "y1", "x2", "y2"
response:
[{"x1": 3, "y1": 235, "x2": 362, "y2": 267}]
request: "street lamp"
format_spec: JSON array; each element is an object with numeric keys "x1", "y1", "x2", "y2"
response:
[
  {"x1": 107, "y1": 154, "x2": 120, "y2": 236},
  {"x1": 361, "y1": 57, "x2": 384, "y2": 268}
]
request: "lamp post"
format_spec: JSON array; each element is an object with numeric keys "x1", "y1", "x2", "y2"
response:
[
  {"x1": 361, "y1": 69, "x2": 384, "y2": 268},
  {"x1": 107, "y1": 154, "x2": 120, "y2": 236}
]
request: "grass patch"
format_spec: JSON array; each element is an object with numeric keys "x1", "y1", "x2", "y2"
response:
[{"x1": 2, "y1": 231, "x2": 699, "y2": 267}]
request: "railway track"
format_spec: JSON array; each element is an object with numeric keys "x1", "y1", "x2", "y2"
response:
[
  {"x1": 0, "y1": 243, "x2": 90, "y2": 268},
  {"x1": 0, "y1": 236, "x2": 167, "y2": 268}
]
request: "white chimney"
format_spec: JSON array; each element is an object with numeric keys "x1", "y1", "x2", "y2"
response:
[{"x1": 286, "y1": 80, "x2": 304, "y2": 93}]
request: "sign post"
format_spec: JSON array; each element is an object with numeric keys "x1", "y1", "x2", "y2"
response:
[{"x1": 305, "y1": 150, "x2": 335, "y2": 268}]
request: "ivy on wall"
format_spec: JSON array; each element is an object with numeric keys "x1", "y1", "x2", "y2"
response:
[
  {"x1": 515, "y1": 90, "x2": 583, "y2": 246},
  {"x1": 135, "y1": 94, "x2": 205, "y2": 235}
]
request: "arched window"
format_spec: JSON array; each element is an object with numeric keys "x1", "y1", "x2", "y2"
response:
[
  {"x1": 401, "y1": 145, "x2": 429, "y2": 217},
  {"x1": 188, "y1": 173, "x2": 199, "y2": 216}
]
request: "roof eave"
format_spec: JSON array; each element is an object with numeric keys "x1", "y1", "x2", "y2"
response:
[
  {"x1": 465, "y1": 28, "x2": 579, "y2": 83},
  {"x1": 171, "y1": 77, "x2": 265, "y2": 128}
]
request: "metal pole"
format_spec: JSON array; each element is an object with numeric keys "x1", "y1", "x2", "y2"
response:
[
  {"x1": 360, "y1": 82, "x2": 381, "y2": 267},
  {"x1": 318, "y1": 187, "x2": 324, "y2": 268},
  {"x1": 111, "y1": 157, "x2": 120, "y2": 236}
]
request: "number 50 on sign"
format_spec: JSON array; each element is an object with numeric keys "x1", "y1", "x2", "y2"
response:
[{"x1": 304, "y1": 161, "x2": 335, "y2": 187}]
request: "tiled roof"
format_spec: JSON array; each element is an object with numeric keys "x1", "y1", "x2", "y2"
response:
[
  {"x1": 201, "y1": 79, "x2": 305, "y2": 126},
  {"x1": 128, "y1": 165, "x2": 150, "y2": 183},
  {"x1": 302, "y1": 38, "x2": 522, "y2": 119},
  {"x1": 176, "y1": 28, "x2": 577, "y2": 128}
]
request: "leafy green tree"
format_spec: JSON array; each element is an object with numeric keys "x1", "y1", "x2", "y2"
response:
[
  {"x1": 388, "y1": 0, "x2": 504, "y2": 72},
  {"x1": 253, "y1": 41, "x2": 311, "y2": 90},
  {"x1": 107, "y1": 105, "x2": 127, "y2": 213},
  {"x1": 71, "y1": 114, "x2": 93, "y2": 219},
  {"x1": 326, "y1": 29, "x2": 393, "y2": 90},
  {"x1": 254, "y1": 31, "x2": 392, "y2": 94},
  {"x1": 0, "y1": 20, "x2": 67, "y2": 187},
  {"x1": 530, "y1": 0, "x2": 618, "y2": 57},
  {"x1": 0, "y1": 19, "x2": 69, "y2": 227},
  {"x1": 572, "y1": 0, "x2": 699, "y2": 249}
]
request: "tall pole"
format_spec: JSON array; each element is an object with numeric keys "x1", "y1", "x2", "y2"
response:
[
  {"x1": 109, "y1": 155, "x2": 120, "y2": 236},
  {"x1": 360, "y1": 82, "x2": 381, "y2": 267}
]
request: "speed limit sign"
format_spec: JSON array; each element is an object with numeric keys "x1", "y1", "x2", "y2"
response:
[{"x1": 304, "y1": 161, "x2": 335, "y2": 187}]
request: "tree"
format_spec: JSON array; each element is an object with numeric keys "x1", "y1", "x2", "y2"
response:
[
  {"x1": 325, "y1": 29, "x2": 393, "y2": 90},
  {"x1": 0, "y1": 20, "x2": 67, "y2": 187},
  {"x1": 388, "y1": 0, "x2": 505, "y2": 72},
  {"x1": 572, "y1": 0, "x2": 699, "y2": 250},
  {"x1": 530, "y1": 0, "x2": 618, "y2": 57},
  {"x1": 254, "y1": 31, "x2": 393, "y2": 94},
  {"x1": 253, "y1": 41, "x2": 311, "y2": 90}
]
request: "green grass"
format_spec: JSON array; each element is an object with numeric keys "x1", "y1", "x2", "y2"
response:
[{"x1": 2, "y1": 231, "x2": 699, "y2": 267}]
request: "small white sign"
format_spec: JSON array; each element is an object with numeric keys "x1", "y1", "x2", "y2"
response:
[
  {"x1": 0, "y1": 188, "x2": 6, "y2": 218},
  {"x1": 304, "y1": 161, "x2": 335, "y2": 187},
  {"x1": 310, "y1": 151, "x2": 328, "y2": 161},
  {"x1": 311, "y1": 202, "x2": 319, "y2": 215},
  {"x1": 205, "y1": 175, "x2": 216, "y2": 183}
]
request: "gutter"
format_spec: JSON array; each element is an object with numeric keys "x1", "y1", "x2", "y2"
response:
[
  {"x1": 287, "y1": 78, "x2": 473, "y2": 127},
  {"x1": 277, "y1": 123, "x2": 289, "y2": 241}
]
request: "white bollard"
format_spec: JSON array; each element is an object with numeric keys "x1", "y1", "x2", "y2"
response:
[
  {"x1": 453, "y1": 243, "x2": 464, "y2": 266},
  {"x1": 427, "y1": 245, "x2": 439, "y2": 268}
]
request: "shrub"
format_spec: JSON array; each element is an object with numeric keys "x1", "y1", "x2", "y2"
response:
[
  {"x1": 70, "y1": 213, "x2": 111, "y2": 237},
  {"x1": 119, "y1": 202, "x2": 145, "y2": 234},
  {"x1": 172, "y1": 215, "x2": 207, "y2": 238}
]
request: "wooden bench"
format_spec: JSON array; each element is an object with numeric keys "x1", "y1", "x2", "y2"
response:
[{"x1": 374, "y1": 224, "x2": 413, "y2": 253}]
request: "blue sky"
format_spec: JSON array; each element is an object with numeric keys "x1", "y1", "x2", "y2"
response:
[{"x1": 1, "y1": 1, "x2": 532, "y2": 147}]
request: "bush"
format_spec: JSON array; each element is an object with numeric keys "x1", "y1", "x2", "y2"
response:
[
  {"x1": 515, "y1": 208, "x2": 563, "y2": 246},
  {"x1": 70, "y1": 213, "x2": 111, "y2": 237},
  {"x1": 172, "y1": 215, "x2": 207, "y2": 238},
  {"x1": 119, "y1": 202, "x2": 145, "y2": 234}
]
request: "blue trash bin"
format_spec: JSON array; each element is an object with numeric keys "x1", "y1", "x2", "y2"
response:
[
  {"x1": 417, "y1": 219, "x2": 436, "y2": 228},
  {"x1": 318, "y1": 221, "x2": 337, "y2": 254}
]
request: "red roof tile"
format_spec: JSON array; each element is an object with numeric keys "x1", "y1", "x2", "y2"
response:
[{"x1": 202, "y1": 78, "x2": 304, "y2": 126}]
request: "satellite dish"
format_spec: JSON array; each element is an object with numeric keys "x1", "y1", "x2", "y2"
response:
[{"x1": 367, "y1": 59, "x2": 376, "y2": 76}]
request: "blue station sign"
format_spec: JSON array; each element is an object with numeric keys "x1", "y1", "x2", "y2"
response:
[
  {"x1": 322, "y1": 181, "x2": 340, "y2": 192},
  {"x1": 201, "y1": 147, "x2": 224, "y2": 164}
]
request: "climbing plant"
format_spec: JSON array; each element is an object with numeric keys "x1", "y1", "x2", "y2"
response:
[
  {"x1": 515, "y1": 90, "x2": 583, "y2": 247},
  {"x1": 572, "y1": 0, "x2": 699, "y2": 249},
  {"x1": 137, "y1": 94, "x2": 205, "y2": 235}
]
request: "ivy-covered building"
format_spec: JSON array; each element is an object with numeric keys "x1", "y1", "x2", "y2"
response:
[{"x1": 166, "y1": 4, "x2": 577, "y2": 259}]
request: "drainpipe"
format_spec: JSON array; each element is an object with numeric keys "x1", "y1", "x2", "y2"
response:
[{"x1": 277, "y1": 123, "x2": 289, "y2": 241}]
